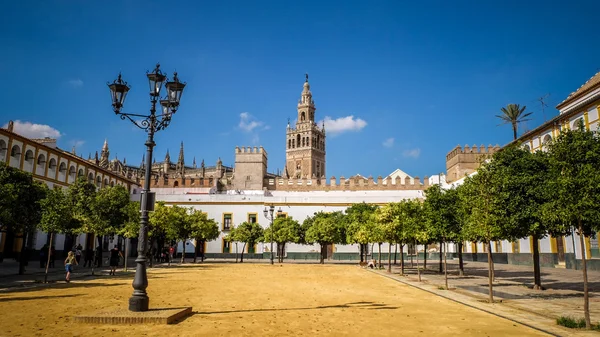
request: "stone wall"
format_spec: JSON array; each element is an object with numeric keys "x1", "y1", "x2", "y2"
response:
[{"x1": 445, "y1": 144, "x2": 500, "y2": 182}]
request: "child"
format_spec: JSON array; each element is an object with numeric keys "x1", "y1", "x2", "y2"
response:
[{"x1": 64, "y1": 251, "x2": 78, "y2": 283}]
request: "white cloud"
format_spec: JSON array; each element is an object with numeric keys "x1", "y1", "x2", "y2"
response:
[
  {"x1": 382, "y1": 137, "x2": 394, "y2": 148},
  {"x1": 3, "y1": 120, "x2": 62, "y2": 139},
  {"x1": 319, "y1": 115, "x2": 367, "y2": 135},
  {"x1": 67, "y1": 79, "x2": 84, "y2": 88},
  {"x1": 402, "y1": 148, "x2": 421, "y2": 158},
  {"x1": 238, "y1": 112, "x2": 265, "y2": 132}
]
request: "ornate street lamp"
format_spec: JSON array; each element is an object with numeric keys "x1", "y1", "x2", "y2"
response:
[
  {"x1": 108, "y1": 63, "x2": 185, "y2": 312},
  {"x1": 263, "y1": 205, "x2": 283, "y2": 265}
]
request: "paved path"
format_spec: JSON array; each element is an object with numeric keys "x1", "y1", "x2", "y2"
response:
[{"x1": 372, "y1": 257, "x2": 600, "y2": 335}]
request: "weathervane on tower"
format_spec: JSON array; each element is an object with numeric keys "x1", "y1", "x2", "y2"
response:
[{"x1": 305, "y1": 73, "x2": 308, "y2": 82}]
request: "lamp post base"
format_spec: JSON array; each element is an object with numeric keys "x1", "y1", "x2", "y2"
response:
[{"x1": 129, "y1": 295, "x2": 149, "y2": 312}]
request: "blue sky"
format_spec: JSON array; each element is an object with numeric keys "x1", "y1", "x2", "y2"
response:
[{"x1": 1, "y1": 1, "x2": 599, "y2": 178}]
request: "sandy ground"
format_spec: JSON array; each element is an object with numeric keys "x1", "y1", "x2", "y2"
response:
[{"x1": 0, "y1": 263, "x2": 548, "y2": 337}]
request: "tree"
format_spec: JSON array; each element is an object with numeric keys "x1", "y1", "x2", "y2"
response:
[
  {"x1": 39, "y1": 187, "x2": 81, "y2": 282},
  {"x1": 344, "y1": 203, "x2": 378, "y2": 262},
  {"x1": 67, "y1": 178, "x2": 98, "y2": 271},
  {"x1": 165, "y1": 205, "x2": 193, "y2": 263},
  {"x1": 0, "y1": 163, "x2": 46, "y2": 273},
  {"x1": 486, "y1": 144, "x2": 558, "y2": 290},
  {"x1": 188, "y1": 211, "x2": 219, "y2": 263},
  {"x1": 545, "y1": 120, "x2": 600, "y2": 329},
  {"x1": 118, "y1": 201, "x2": 140, "y2": 270},
  {"x1": 424, "y1": 184, "x2": 464, "y2": 288},
  {"x1": 229, "y1": 221, "x2": 264, "y2": 263},
  {"x1": 263, "y1": 216, "x2": 301, "y2": 263},
  {"x1": 496, "y1": 104, "x2": 532, "y2": 140},
  {"x1": 375, "y1": 203, "x2": 401, "y2": 273},
  {"x1": 401, "y1": 200, "x2": 427, "y2": 281},
  {"x1": 305, "y1": 212, "x2": 345, "y2": 264},
  {"x1": 459, "y1": 165, "x2": 505, "y2": 303},
  {"x1": 149, "y1": 202, "x2": 173, "y2": 266},
  {"x1": 90, "y1": 185, "x2": 131, "y2": 272}
]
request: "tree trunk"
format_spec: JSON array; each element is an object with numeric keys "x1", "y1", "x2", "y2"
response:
[
  {"x1": 444, "y1": 242, "x2": 449, "y2": 290},
  {"x1": 423, "y1": 243, "x2": 427, "y2": 270},
  {"x1": 124, "y1": 238, "x2": 128, "y2": 272},
  {"x1": 378, "y1": 243, "x2": 382, "y2": 269},
  {"x1": 320, "y1": 244, "x2": 325, "y2": 264},
  {"x1": 359, "y1": 244, "x2": 364, "y2": 263},
  {"x1": 579, "y1": 221, "x2": 591, "y2": 329},
  {"x1": 201, "y1": 240, "x2": 205, "y2": 262},
  {"x1": 241, "y1": 243, "x2": 246, "y2": 263},
  {"x1": 400, "y1": 244, "x2": 404, "y2": 275},
  {"x1": 458, "y1": 242, "x2": 464, "y2": 276},
  {"x1": 532, "y1": 234, "x2": 542, "y2": 290},
  {"x1": 416, "y1": 241, "x2": 421, "y2": 282},
  {"x1": 235, "y1": 242, "x2": 238, "y2": 263},
  {"x1": 91, "y1": 235, "x2": 97, "y2": 276},
  {"x1": 439, "y1": 241, "x2": 443, "y2": 273},
  {"x1": 181, "y1": 240, "x2": 186, "y2": 264},
  {"x1": 194, "y1": 238, "x2": 198, "y2": 263},
  {"x1": 387, "y1": 243, "x2": 392, "y2": 273},
  {"x1": 44, "y1": 233, "x2": 54, "y2": 283},
  {"x1": 18, "y1": 233, "x2": 28, "y2": 275},
  {"x1": 394, "y1": 244, "x2": 398, "y2": 265},
  {"x1": 487, "y1": 241, "x2": 494, "y2": 303},
  {"x1": 512, "y1": 122, "x2": 517, "y2": 140},
  {"x1": 488, "y1": 241, "x2": 495, "y2": 282}
]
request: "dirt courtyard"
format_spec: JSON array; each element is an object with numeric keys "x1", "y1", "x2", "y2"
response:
[{"x1": 0, "y1": 263, "x2": 547, "y2": 336}]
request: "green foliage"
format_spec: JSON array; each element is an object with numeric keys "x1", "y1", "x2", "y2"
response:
[
  {"x1": 188, "y1": 210, "x2": 220, "y2": 242},
  {"x1": 39, "y1": 187, "x2": 80, "y2": 235},
  {"x1": 0, "y1": 163, "x2": 47, "y2": 233},
  {"x1": 91, "y1": 185, "x2": 131, "y2": 236},
  {"x1": 305, "y1": 211, "x2": 345, "y2": 245},
  {"x1": 165, "y1": 205, "x2": 192, "y2": 242},
  {"x1": 149, "y1": 202, "x2": 171, "y2": 241},
  {"x1": 118, "y1": 201, "x2": 141, "y2": 239},
  {"x1": 263, "y1": 216, "x2": 302, "y2": 245},
  {"x1": 545, "y1": 122, "x2": 600, "y2": 234},
  {"x1": 459, "y1": 165, "x2": 505, "y2": 243},
  {"x1": 556, "y1": 316, "x2": 591, "y2": 329},
  {"x1": 423, "y1": 184, "x2": 462, "y2": 243},
  {"x1": 400, "y1": 200, "x2": 428, "y2": 244},
  {"x1": 344, "y1": 203, "x2": 378, "y2": 244},
  {"x1": 229, "y1": 221, "x2": 264, "y2": 247},
  {"x1": 67, "y1": 178, "x2": 97, "y2": 231}
]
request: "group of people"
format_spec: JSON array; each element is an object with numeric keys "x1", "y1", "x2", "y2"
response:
[{"x1": 63, "y1": 244, "x2": 124, "y2": 283}]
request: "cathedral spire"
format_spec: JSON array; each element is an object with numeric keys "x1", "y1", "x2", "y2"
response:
[
  {"x1": 165, "y1": 149, "x2": 170, "y2": 163},
  {"x1": 176, "y1": 142, "x2": 185, "y2": 175},
  {"x1": 192, "y1": 157, "x2": 197, "y2": 169},
  {"x1": 140, "y1": 153, "x2": 145, "y2": 168},
  {"x1": 99, "y1": 139, "x2": 110, "y2": 168}
]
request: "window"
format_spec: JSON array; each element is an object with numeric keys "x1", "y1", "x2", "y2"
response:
[
  {"x1": 24, "y1": 150, "x2": 34, "y2": 163},
  {"x1": 248, "y1": 213, "x2": 257, "y2": 224},
  {"x1": 512, "y1": 241, "x2": 520, "y2": 253},
  {"x1": 223, "y1": 213, "x2": 232, "y2": 231},
  {"x1": 276, "y1": 212, "x2": 288, "y2": 219},
  {"x1": 10, "y1": 145, "x2": 21, "y2": 158}
]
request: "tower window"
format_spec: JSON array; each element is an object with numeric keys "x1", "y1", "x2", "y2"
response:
[
  {"x1": 288, "y1": 139, "x2": 291, "y2": 149},
  {"x1": 302, "y1": 137, "x2": 305, "y2": 147},
  {"x1": 301, "y1": 112, "x2": 306, "y2": 121},
  {"x1": 297, "y1": 134, "x2": 300, "y2": 147}
]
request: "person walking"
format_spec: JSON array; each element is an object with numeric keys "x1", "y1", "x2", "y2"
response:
[
  {"x1": 64, "y1": 251, "x2": 78, "y2": 283},
  {"x1": 109, "y1": 245, "x2": 123, "y2": 276},
  {"x1": 75, "y1": 244, "x2": 82, "y2": 264}
]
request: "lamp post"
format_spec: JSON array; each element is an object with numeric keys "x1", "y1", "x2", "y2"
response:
[
  {"x1": 108, "y1": 63, "x2": 185, "y2": 312},
  {"x1": 263, "y1": 205, "x2": 282, "y2": 264}
]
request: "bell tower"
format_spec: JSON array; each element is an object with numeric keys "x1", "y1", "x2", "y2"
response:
[{"x1": 285, "y1": 74, "x2": 326, "y2": 179}]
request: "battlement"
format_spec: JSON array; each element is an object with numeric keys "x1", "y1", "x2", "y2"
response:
[
  {"x1": 264, "y1": 175, "x2": 430, "y2": 191},
  {"x1": 235, "y1": 146, "x2": 266, "y2": 155},
  {"x1": 446, "y1": 144, "x2": 500, "y2": 162},
  {"x1": 445, "y1": 144, "x2": 501, "y2": 183}
]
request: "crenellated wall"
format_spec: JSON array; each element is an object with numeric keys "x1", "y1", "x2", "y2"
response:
[
  {"x1": 264, "y1": 175, "x2": 429, "y2": 191},
  {"x1": 446, "y1": 144, "x2": 500, "y2": 183}
]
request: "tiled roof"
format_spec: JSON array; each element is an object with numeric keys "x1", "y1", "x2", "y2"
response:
[{"x1": 556, "y1": 71, "x2": 600, "y2": 109}]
